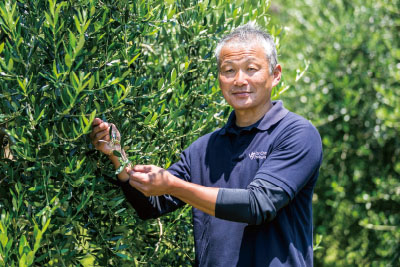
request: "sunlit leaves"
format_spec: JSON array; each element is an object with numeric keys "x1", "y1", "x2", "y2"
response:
[{"x1": 0, "y1": 0, "x2": 276, "y2": 265}]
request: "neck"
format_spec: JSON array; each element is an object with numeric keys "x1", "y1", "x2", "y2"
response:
[{"x1": 235, "y1": 101, "x2": 273, "y2": 127}]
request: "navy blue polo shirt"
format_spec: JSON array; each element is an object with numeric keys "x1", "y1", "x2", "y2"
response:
[
  {"x1": 120, "y1": 100, "x2": 322, "y2": 266},
  {"x1": 167, "y1": 100, "x2": 322, "y2": 266}
]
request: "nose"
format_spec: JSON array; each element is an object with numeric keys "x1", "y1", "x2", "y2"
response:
[{"x1": 234, "y1": 69, "x2": 248, "y2": 86}]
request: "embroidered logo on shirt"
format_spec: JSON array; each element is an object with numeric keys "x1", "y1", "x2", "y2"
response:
[{"x1": 248, "y1": 151, "x2": 267, "y2": 160}]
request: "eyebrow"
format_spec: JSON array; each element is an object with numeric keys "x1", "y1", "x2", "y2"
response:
[{"x1": 221, "y1": 57, "x2": 260, "y2": 65}]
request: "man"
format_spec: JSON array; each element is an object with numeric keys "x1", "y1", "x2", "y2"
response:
[{"x1": 90, "y1": 23, "x2": 322, "y2": 266}]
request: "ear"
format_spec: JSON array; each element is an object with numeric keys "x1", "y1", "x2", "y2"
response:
[{"x1": 271, "y1": 64, "x2": 282, "y2": 87}]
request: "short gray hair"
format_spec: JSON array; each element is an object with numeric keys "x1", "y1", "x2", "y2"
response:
[{"x1": 215, "y1": 23, "x2": 278, "y2": 74}]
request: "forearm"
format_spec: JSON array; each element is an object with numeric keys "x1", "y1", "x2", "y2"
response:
[
  {"x1": 108, "y1": 150, "x2": 130, "y2": 182},
  {"x1": 169, "y1": 177, "x2": 219, "y2": 216}
]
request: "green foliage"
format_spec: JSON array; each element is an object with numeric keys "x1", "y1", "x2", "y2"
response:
[
  {"x1": 0, "y1": 0, "x2": 278, "y2": 265},
  {"x1": 272, "y1": 0, "x2": 400, "y2": 265}
]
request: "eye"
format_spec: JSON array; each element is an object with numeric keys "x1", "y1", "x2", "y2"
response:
[
  {"x1": 248, "y1": 67, "x2": 257, "y2": 71},
  {"x1": 224, "y1": 69, "x2": 234, "y2": 73}
]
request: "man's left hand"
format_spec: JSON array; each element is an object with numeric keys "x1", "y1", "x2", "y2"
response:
[
  {"x1": 128, "y1": 165, "x2": 175, "y2": 197},
  {"x1": 129, "y1": 165, "x2": 219, "y2": 216}
]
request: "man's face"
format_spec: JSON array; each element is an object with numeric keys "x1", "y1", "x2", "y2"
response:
[{"x1": 218, "y1": 42, "x2": 281, "y2": 113}]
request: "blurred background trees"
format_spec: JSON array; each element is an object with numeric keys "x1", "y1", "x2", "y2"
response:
[
  {"x1": 0, "y1": 0, "x2": 399, "y2": 266},
  {"x1": 272, "y1": 0, "x2": 400, "y2": 265}
]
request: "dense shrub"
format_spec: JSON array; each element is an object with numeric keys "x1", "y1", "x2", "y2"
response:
[
  {"x1": 0, "y1": 0, "x2": 280, "y2": 265},
  {"x1": 272, "y1": 0, "x2": 400, "y2": 265}
]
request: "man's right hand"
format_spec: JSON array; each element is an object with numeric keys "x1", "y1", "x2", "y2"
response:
[
  {"x1": 90, "y1": 118, "x2": 119, "y2": 156},
  {"x1": 90, "y1": 118, "x2": 131, "y2": 182}
]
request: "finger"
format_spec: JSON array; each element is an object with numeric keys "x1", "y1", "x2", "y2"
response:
[
  {"x1": 90, "y1": 119, "x2": 101, "y2": 139},
  {"x1": 92, "y1": 118, "x2": 103, "y2": 127},
  {"x1": 90, "y1": 121, "x2": 108, "y2": 139},
  {"x1": 129, "y1": 171, "x2": 150, "y2": 183},
  {"x1": 99, "y1": 122, "x2": 109, "y2": 130},
  {"x1": 133, "y1": 165, "x2": 153, "y2": 173},
  {"x1": 124, "y1": 165, "x2": 132, "y2": 173},
  {"x1": 93, "y1": 129, "x2": 110, "y2": 146}
]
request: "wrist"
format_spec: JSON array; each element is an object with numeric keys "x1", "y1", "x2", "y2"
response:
[
  {"x1": 108, "y1": 148, "x2": 125, "y2": 161},
  {"x1": 108, "y1": 154, "x2": 119, "y2": 164},
  {"x1": 167, "y1": 174, "x2": 184, "y2": 196}
]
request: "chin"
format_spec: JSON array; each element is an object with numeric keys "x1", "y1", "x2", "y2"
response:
[
  {"x1": 232, "y1": 104, "x2": 254, "y2": 111},
  {"x1": 232, "y1": 99, "x2": 252, "y2": 107}
]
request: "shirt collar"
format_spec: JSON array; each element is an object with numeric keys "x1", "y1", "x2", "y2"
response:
[{"x1": 219, "y1": 100, "x2": 289, "y2": 135}]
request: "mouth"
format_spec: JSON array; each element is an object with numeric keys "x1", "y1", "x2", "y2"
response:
[{"x1": 232, "y1": 91, "x2": 251, "y2": 97}]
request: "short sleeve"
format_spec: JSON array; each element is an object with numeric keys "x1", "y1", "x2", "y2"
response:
[{"x1": 255, "y1": 122, "x2": 322, "y2": 199}]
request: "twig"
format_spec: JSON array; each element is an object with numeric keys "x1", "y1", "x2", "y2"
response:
[{"x1": 154, "y1": 218, "x2": 163, "y2": 254}]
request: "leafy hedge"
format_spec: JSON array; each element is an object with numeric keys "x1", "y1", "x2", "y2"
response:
[{"x1": 0, "y1": 0, "x2": 281, "y2": 265}]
